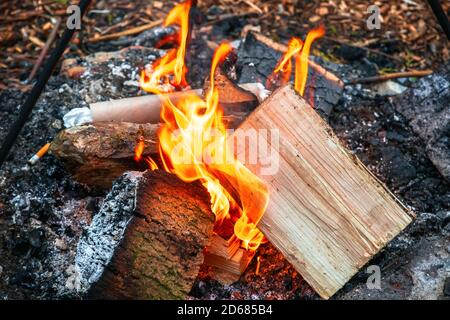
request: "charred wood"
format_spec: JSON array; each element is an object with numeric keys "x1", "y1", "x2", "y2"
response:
[{"x1": 74, "y1": 170, "x2": 214, "y2": 299}]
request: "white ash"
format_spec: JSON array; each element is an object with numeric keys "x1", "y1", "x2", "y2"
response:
[{"x1": 72, "y1": 171, "x2": 144, "y2": 296}]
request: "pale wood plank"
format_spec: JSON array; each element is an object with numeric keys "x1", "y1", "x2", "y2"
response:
[{"x1": 230, "y1": 85, "x2": 413, "y2": 298}]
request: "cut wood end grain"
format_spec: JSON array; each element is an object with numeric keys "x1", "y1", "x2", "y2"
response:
[{"x1": 231, "y1": 84, "x2": 413, "y2": 299}]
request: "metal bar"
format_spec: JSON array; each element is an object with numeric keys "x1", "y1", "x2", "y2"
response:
[{"x1": 0, "y1": 0, "x2": 91, "y2": 169}]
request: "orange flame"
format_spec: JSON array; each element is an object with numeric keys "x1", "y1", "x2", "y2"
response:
[
  {"x1": 267, "y1": 37, "x2": 303, "y2": 87},
  {"x1": 295, "y1": 25, "x2": 325, "y2": 96},
  {"x1": 139, "y1": 1, "x2": 268, "y2": 250},
  {"x1": 269, "y1": 25, "x2": 325, "y2": 96},
  {"x1": 140, "y1": 0, "x2": 191, "y2": 92},
  {"x1": 134, "y1": 139, "x2": 159, "y2": 171},
  {"x1": 134, "y1": 139, "x2": 145, "y2": 162},
  {"x1": 144, "y1": 156, "x2": 159, "y2": 171}
]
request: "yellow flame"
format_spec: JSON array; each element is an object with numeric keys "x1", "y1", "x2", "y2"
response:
[
  {"x1": 145, "y1": 156, "x2": 159, "y2": 171},
  {"x1": 140, "y1": 0, "x2": 191, "y2": 91},
  {"x1": 295, "y1": 25, "x2": 325, "y2": 95},
  {"x1": 269, "y1": 25, "x2": 325, "y2": 96},
  {"x1": 139, "y1": 1, "x2": 268, "y2": 250},
  {"x1": 134, "y1": 139, "x2": 145, "y2": 162}
]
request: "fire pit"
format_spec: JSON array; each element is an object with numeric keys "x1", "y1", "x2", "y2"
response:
[{"x1": 0, "y1": 0, "x2": 449, "y2": 302}]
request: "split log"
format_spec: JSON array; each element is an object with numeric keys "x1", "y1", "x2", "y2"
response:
[
  {"x1": 204, "y1": 234, "x2": 255, "y2": 285},
  {"x1": 49, "y1": 122, "x2": 159, "y2": 189},
  {"x1": 74, "y1": 170, "x2": 214, "y2": 299},
  {"x1": 229, "y1": 85, "x2": 414, "y2": 299}
]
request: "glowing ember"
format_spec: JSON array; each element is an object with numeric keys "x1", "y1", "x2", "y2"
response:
[
  {"x1": 134, "y1": 139, "x2": 145, "y2": 162},
  {"x1": 255, "y1": 256, "x2": 261, "y2": 275},
  {"x1": 134, "y1": 138, "x2": 159, "y2": 171}
]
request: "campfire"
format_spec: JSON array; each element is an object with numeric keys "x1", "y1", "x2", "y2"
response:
[
  {"x1": 46, "y1": 0, "x2": 414, "y2": 300},
  {"x1": 5, "y1": 0, "x2": 450, "y2": 302}
]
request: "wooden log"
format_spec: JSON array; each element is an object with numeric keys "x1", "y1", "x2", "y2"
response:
[
  {"x1": 204, "y1": 234, "x2": 255, "y2": 285},
  {"x1": 229, "y1": 85, "x2": 414, "y2": 299},
  {"x1": 49, "y1": 122, "x2": 159, "y2": 189},
  {"x1": 52, "y1": 77, "x2": 263, "y2": 189},
  {"x1": 88, "y1": 82, "x2": 264, "y2": 125},
  {"x1": 203, "y1": 69, "x2": 260, "y2": 113},
  {"x1": 74, "y1": 170, "x2": 214, "y2": 299}
]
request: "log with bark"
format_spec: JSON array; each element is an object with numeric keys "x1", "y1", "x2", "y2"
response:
[
  {"x1": 49, "y1": 122, "x2": 159, "y2": 189},
  {"x1": 74, "y1": 170, "x2": 214, "y2": 299}
]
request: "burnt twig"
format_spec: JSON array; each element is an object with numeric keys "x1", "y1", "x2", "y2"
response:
[
  {"x1": 27, "y1": 18, "x2": 62, "y2": 82},
  {"x1": 345, "y1": 69, "x2": 433, "y2": 85},
  {"x1": 87, "y1": 19, "x2": 163, "y2": 43}
]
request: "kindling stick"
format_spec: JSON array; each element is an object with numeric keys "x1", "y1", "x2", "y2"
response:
[
  {"x1": 0, "y1": 0, "x2": 91, "y2": 170},
  {"x1": 345, "y1": 69, "x2": 433, "y2": 85},
  {"x1": 27, "y1": 18, "x2": 62, "y2": 82}
]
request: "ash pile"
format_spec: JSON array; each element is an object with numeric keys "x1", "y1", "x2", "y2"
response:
[{"x1": 0, "y1": 18, "x2": 449, "y2": 300}]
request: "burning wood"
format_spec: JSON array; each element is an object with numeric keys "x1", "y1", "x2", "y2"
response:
[
  {"x1": 237, "y1": 30, "x2": 343, "y2": 115},
  {"x1": 53, "y1": 0, "x2": 414, "y2": 300},
  {"x1": 51, "y1": 79, "x2": 265, "y2": 188},
  {"x1": 75, "y1": 170, "x2": 214, "y2": 299},
  {"x1": 229, "y1": 85, "x2": 414, "y2": 298}
]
